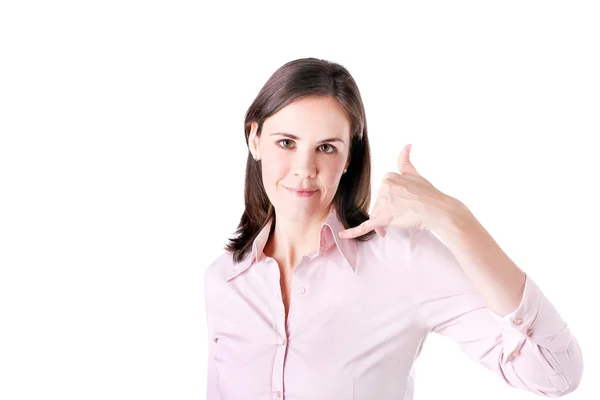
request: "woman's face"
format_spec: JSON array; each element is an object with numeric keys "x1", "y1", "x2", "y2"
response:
[{"x1": 249, "y1": 96, "x2": 351, "y2": 223}]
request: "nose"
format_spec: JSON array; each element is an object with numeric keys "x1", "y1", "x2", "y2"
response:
[{"x1": 291, "y1": 151, "x2": 317, "y2": 179}]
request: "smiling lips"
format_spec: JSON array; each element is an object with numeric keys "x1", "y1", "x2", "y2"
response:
[{"x1": 285, "y1": 186, "x2": 318, "y2": 197}]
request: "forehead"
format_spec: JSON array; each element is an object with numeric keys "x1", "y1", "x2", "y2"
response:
[{"x1": 262, "y1": 96, "x2": 351, "y2": 139}]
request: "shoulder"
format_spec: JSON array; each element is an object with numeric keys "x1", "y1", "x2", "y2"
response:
[
  {"x1": 408, "y1": 228, "x2": 453, "y2": 258},
  {"x1": 375, "y1": 225, "x2": 420, "y2": 256},
  {"x1": 355, "y1": 226, "x2": 417, "y2": 267},
  {"x1": 384, "y1": 225, "x2": 419, "y2": 246},
  {"x1": 374, "y1": 226, "x2": 452, "y2": 268},
  {"x1": 358, "y1": 226, "x2": 441, "y2": 253},
  {"x1": 203, "y1": 251, "x2": 235, "y2": 289}
]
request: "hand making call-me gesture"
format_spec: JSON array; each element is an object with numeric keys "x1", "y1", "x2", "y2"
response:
[{"x1": 339, "y1": 144, "x2": 464, "y2": 239}]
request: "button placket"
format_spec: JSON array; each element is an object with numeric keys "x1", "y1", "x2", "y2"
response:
[
  {"x1": 271, "y1": 329, "x2": 286, "y2": 397},
  {"x1": 508, "y1": 350, "x2": 521, "y2": 361},
  {"x1": 526, "y1": 328, "x2": 533, "y2": 337},
  {"x1": 269, "y1": 260, "x2": 287, "y2": 400}
]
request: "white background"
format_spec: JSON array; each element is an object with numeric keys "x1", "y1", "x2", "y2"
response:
[{"x1": 1, "y1": 1, "x2": 598, "y2": 399}]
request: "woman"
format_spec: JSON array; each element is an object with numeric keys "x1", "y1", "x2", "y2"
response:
[{"x1": 203, "y1": 58, "x2": 583, "y2": 400}]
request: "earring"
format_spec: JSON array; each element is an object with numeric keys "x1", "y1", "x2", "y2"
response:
[{"x1": 343, "y1": 168, "x2": 347, "y2": 174}]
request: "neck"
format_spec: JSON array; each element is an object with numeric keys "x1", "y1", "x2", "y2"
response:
[{"x1": 263, "y1": 208, "x2": 329, "y2": 272}]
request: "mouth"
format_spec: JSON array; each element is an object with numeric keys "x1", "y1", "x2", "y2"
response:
[{"x1": 285, "y1": 186, "x2": 319, "y2": 197}]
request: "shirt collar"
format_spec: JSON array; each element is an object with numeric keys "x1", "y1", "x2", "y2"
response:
[{"x1": 226, "y1": 206, "x2": 357, "y2": 281}]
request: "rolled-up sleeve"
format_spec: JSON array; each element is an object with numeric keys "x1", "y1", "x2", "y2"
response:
[{"x1": 408, "y1": 228, "x2": 584, "y2": 398}]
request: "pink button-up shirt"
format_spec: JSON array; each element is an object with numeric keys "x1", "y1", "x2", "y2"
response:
[{"x1": 204, "y1": 207, "x2": 583, "y2": 399}]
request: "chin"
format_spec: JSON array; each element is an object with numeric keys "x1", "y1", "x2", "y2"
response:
[{"x1": 274, "y1": 204, "x2": 324, "y2": 221}]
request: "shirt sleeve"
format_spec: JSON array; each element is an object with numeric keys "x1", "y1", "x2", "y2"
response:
[
  {"x1": 407, "y1": 228, "x2": 583, "y2": 397},
  {"x1": 204, "y1": 268, "x2": 223, "y2": 400}
]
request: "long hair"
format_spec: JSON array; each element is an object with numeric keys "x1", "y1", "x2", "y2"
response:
[{"x1": 224, "y1": 57, "x2": 376, "y2": 264}]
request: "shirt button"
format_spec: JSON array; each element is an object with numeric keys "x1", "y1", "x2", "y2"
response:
[
  {"x1": 298, "y1": 287, "x2": 306, "y2": 294},
  {"x1": 276, "y1": 391, "x2": 281, "y2": 398},
  {"x1": 513, "y1": 317, "x2": 523, "y2": 326},
  {"x1": 526, "y1": 328, "x2": 533, "y2": 337},
  {"x1": 281, "y1": 337, "x2": 287, "y2": 346}
]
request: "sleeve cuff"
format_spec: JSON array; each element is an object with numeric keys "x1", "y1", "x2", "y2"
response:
[{"x1": 489, "y1": 274, "x2": 574, "y2": 363}]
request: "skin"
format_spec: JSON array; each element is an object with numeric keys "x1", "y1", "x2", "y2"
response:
[{"x1": 247, "y1": 96, "x2": 351, "y2": 318}]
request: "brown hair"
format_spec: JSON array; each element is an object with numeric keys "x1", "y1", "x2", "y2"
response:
[{"x1": 224, "y1": 57, "x2": 376, "y2": 263}]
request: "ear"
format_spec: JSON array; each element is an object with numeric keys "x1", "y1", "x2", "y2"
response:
[{"x1": 248, "y1": 122, "x2": 260, "y2": 160}]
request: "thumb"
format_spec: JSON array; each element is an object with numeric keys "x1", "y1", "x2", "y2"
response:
[{"x1": 398, "y1": 144, "x2": 419, "y2": 176}]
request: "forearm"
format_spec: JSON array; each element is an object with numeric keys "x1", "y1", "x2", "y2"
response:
[{"x1": 432, "y1": 198, "x2": 527, "y2": 317}]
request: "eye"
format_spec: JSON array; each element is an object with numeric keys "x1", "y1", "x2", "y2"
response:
[
  {"x1": 277, "y1": 139, "x2": 294, "y2": 149},
  {"x1": 318, "y1": 144, "x2": 338, "y2": 154}
]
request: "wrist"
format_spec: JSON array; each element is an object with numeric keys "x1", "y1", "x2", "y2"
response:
[{"x1": 431, "y1": 196, "x2": 474, "y2": 232}]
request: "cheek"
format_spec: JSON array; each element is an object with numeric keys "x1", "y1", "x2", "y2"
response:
[
  {"x1": 262, "y1": 152, "x2": 289, "y2": 183},
  {"x1": 320, "y1": 171, "x2": 340, "y2": 188},
  {"x1": 320, "y1": 159, "x2": 344, "y2": 187}
]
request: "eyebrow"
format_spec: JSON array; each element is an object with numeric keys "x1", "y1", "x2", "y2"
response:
[{"x1": 269, "y1": 132, "x2": 345, "y2": 145}]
